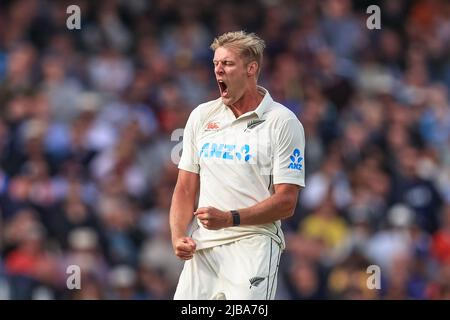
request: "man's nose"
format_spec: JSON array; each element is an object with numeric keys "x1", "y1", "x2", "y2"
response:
[{"x1": 215, "y1": 64, "x2": 224, "y2": 75}]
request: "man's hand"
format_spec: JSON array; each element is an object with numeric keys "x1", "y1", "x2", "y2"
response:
[
  {"x1": 195, "y1": 206, "x2": 232, "y2": 230},
  {"x1": 173, "y1": 236, "x2": 196, "y2": 260}
]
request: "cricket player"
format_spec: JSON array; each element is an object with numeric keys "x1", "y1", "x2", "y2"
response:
[{"x1": 170, "y1": 31, "x2": 305, "y2": 300}]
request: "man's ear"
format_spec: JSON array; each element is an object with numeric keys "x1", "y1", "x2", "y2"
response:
[{"x1": 247, "y1": 61, "x2": 258, "y2": 77}]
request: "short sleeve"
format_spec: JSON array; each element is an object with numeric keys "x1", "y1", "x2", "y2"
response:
[
  {"x1": 178, "y1": 109, "x2": 200, "y2": 174},
  {"x1": 273, "y1": 118, "x2": 305, "y2": 187}
]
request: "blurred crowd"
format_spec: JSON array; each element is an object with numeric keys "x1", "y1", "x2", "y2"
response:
[{"x1": 0, "y1": 0, "x2": 450, "y2": 299}]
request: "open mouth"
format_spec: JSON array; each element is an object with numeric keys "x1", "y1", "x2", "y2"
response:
[{"x1": 217, "y1": 80, "x2": 228, "y2": 97}]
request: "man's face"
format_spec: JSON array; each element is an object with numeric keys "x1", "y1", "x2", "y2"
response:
[{"x1": 213, "y1": 46, "x2": 249, "y2": 106}]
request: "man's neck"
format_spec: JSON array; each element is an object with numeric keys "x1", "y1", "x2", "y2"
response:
[{"x1": 228, "y1": 86, "x2": 264, "y2": 118}]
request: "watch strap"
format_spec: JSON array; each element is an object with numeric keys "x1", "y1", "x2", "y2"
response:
[{"x1": 231, "y1": 210, "x2": 240, "y2": 226}]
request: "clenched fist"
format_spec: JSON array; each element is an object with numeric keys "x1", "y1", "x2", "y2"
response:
[{"x1": 173, "y1": 236, "x2": 196, "y2": 260}]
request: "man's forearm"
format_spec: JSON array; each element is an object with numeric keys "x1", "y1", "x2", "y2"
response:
[
  {"x1": 236, "y1": 192, "x2": 297, "y2": 226},
  {"x1": 169, "y1": 185, "x2": 196, "y2": 241},
  {"x1": 194, "y1": 184, "x2": 299, "y2": 231}
]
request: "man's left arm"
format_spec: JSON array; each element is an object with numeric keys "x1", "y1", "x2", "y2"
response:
[{"x1": 195, "y1": 183, "x2": 300, "y2": 229}]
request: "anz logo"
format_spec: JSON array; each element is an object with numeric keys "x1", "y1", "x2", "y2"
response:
[
  {"x1": 199, "y1": 143, "x2": 252, "y2": 162},
  {"x1": 288, "y1": 148, "x2": 303, "y2": 171}
]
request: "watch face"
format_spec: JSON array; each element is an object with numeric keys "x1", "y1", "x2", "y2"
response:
[{"x1": 232, "y1": 211, "x2": 240, "y2": 226}]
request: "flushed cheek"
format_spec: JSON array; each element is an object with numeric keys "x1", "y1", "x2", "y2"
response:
[
  {"x1": 225, "y1": 85, "x2": 238, "y2": 99},
  {"x1": 229, "y1": 82, "x2": 245, "y2": 97}
]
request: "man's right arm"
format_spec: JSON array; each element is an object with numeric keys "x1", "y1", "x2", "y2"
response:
[{"x1": 169, "y1": 169, "x2": 199, "y2": 260}]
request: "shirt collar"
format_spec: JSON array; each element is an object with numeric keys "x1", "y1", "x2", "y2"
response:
[
  {"x1": 223, "y1": 86, "x2": 273, "y2": 120},
  {"x1": 253, "y1": 86, "x2": 273, "y2": 119}
]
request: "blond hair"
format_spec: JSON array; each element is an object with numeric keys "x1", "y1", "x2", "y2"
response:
[{"x1": 210, "y1": 31, "x2": 266, "y2": 78}]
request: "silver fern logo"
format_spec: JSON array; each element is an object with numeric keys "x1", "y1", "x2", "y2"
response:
[
  {"x1": 249, "y1": 276, "x2": 265, "y2": 289},
  {"x1": 245, "y1": 119, "x2": 265, "y2": 132}
]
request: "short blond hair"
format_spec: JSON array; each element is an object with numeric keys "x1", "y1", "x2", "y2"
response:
[{"x1": 210, "y1": 31, "x2": 266, "y2": 77}]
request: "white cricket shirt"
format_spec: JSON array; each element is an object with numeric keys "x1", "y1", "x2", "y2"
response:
[{"x1": 178, "y1": 86, "x2": 305, "y2": 250}]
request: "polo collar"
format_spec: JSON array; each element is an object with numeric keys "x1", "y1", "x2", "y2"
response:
[
  {"x1": 225, "y1": 86, "x2": 273, "y2": 120},
  {"x1": 253, "y1": 86, "x2": 273, "y2": 119}
]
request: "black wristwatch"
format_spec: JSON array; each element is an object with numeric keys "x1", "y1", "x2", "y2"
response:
[{"x1": 231, "y1": 210, "x2": 240, "y2": 226}]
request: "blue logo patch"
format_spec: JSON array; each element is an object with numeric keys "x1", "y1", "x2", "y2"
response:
[
  {"x1": 199, "y1": 143, "x2": 252, "y2": 162},
  {"x1": 288, "y1": 148, "x2": 303, "y2": 171}
]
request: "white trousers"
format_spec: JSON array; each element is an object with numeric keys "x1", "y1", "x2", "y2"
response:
[{"x1": 174, "y1": 234, "x2": 282, "y2": 300}]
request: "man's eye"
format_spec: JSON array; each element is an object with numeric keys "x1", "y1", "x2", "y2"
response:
[{"x1": 213, "y1": 61, "x2": 233, "y2": 66}]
